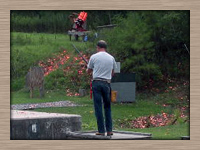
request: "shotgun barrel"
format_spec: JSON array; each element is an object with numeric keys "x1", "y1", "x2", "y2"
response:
[{"x1": 72, "y1": 43, "x2": 88, "y2": 64}]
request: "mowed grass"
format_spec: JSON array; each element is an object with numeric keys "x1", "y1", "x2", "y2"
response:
[
  {"x1": 11, "y1": 90, "x2": 189, "y2": 140},
  {"x1": 11, "y1": 32, "x2": 91, "y2": 67},
  {"x1": 11, "y1": 32, "x2": 71, "y2": 57},
  {"x1": 123, "y1": 123, "x2": 189, "y2": 140}
]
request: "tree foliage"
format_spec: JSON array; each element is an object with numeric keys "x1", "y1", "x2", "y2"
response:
[{"x1": 101, "y1": 11, "x2": 189, "y2": 90}]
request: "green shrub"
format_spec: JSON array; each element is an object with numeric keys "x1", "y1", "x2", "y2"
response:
[
  {"x1": 44, "y1": 69, "x2": 67, "y2": 90},
  {"x1": 11, "y1": 77, "x2": 25, "y2": 91},
  {"x1": 101, "y1": 12, "x2": 161, "y2": 89}
]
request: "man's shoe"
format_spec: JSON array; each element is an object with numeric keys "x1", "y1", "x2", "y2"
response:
[
  {"x1": 95, "y1": 132, "x2": 105, "y2": 136},
  {"x1": 107, "y1": 132, "x2": 113, "y2": 136}
]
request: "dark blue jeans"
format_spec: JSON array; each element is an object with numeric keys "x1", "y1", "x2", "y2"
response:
[{"x1": 92, "y1": 80, "x2": 112, "y2": 133}]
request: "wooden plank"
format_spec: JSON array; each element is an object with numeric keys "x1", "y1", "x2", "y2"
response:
[{"x1": 68, "y1": 30, "x2": 90, "y2": 36}]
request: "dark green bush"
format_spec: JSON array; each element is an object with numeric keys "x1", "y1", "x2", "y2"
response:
[
  {"x1": 11, "y1": 77, "x2": 25, "y2": 91},
  {"x1": 99, "y1": 11, "x2": 189, "y2": 90}
]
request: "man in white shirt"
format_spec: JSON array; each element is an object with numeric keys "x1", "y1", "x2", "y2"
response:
[{"x1": 87, "y1": 40, "x2": 117, "y2": 136}]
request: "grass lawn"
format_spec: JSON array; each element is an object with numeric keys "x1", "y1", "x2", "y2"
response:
[
  {"x1": 11, "y1": 89, "x2": 190, "y2": 140},
  {"x1": 11, "y1": 32, "x2": 91, "y2": 58},
  {"x1": 123, "y1": 123, "x2": 189, "y2": 140}
]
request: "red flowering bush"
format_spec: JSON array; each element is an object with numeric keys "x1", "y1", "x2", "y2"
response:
[
  {"x1": 39, "y1": 50, "x2": 91, "y2": 96},
  {"x1": 118, "y1": 107, "x2": 189, "y2": 129},
  {"x1": 131, "y1": 112, "x2": 174, "y2": 128}
]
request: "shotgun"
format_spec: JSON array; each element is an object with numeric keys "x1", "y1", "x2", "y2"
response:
[
  {"x1": 72, "y1": 43, "x2": 88, "y2": 64},
  {"x1": 72, "y1": 43, "x2": 92, "y2": 99}
]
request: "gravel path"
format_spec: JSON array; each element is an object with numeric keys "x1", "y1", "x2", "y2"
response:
[{"x1": 11, "y1": 101, "x2": 81, "y2": 110}]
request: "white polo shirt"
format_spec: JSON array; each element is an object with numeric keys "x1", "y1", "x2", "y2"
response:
[{"x1": 87, "y1": 51, "x2": 117, "y2": 80}]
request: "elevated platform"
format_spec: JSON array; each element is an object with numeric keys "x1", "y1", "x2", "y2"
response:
[
  {"x1": 68, "y1": 30, "x2": 90, "y2": 41},
  {"x1": 68, "y1": 30, "x2": 90, "y2": 36},
  {"x1": 66, "y1": 130, "x2": 152, "y2": 140}
]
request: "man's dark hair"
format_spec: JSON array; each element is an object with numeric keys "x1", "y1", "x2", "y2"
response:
[{"x1": 97, "y1": 40, "x2": 107, "y2": 49}]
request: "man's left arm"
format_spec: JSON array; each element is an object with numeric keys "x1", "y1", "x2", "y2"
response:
[
  {"x1": 112, "y1": 58, "x2": 117, "y2": 76},
  {"x1": 111, "y1": 69, "x2": 115, "y2": 77}
]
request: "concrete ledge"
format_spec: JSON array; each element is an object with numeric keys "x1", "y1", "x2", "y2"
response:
[
  {"x1": 11, "y1": 110, "x2": 81, "y2": 140},
  {"x1": 11, "y1": 101, "x2": 81, "y2": 110}
]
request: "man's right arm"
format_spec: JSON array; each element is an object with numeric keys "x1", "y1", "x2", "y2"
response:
[
  {"x1": 87, "y1": 68, "x2": 93, "y2": 74},
  {"x1": 87, "y1": 55, "x2": 94, "y2": 74}
]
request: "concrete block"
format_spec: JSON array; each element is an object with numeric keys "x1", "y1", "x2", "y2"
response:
[
  {"x1": 111, "y1": 82, "x2": 136, "y2": 102},
  {"x1": 111, "y1": 73, "x2": 136, "y2": 102},
  {"x1": 11, "y1": 110, "x2": 81, "y2": 140}
]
